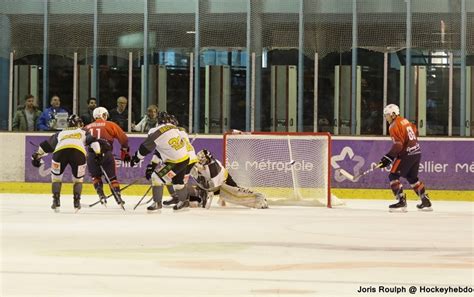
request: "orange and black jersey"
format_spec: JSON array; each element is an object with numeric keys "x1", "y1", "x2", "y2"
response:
[
  {"x1": 387, "y1": 116, "x2": 421, "y2": 158},
  {"x1": 84, "y1": 119, "x2": 129, "y2": 151}
]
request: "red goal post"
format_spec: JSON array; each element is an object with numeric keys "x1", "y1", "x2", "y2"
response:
[{"x1": 223, "y1": 131, "x2": 337, "y2": 207}]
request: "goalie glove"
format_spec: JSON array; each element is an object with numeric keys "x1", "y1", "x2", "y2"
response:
[
  {"x1": 378, "y1": 154, "x2": 394, "y2": 168},
  {"x1": 120, "y1": 147, "x2": 131, "y2": 163}
]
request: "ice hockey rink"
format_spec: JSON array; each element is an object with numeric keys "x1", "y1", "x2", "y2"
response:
[{"x1": 1, "y1": 193, "x2": 473, "y2": 297}]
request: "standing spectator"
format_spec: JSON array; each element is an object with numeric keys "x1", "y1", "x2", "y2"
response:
[
  {"x1": 108, "y1": 96, "x2": 131, "y2": 132},
  {"x1": 131, "y1": 104, "x2": 158, "y2": 133},
  {"x1": 37, "y1": 95, "x2": 68, "y2": 131},
  {"x1": 12, "y1": 94, "x2": 42, "y2": 131},
  {"x1": 80, "y1": 97, "x2": 97, "y2": 125}
]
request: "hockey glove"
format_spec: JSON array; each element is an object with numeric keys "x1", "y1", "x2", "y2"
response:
[
  {"x1": 130, "y1": 152, "x2": 141, "y2": 167},
  {"x1": 31, "y1": 153, "x2": 43, "y2": 168},
  {"x1": 94, "y1": 152, "x2": 104, "y2": 165},
  {"x1": 378, "y1": 154, "x2": 394, "y2": 168},
  {"x1": 145, "y1": 163, "x2": 157, "y2": 180},
  {"x1": 120, "y1": 147, "x2": 131, "y2": 163}
]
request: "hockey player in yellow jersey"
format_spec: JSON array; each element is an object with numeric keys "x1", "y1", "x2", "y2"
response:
[
  {"x1": 31, "y1": 114, "x2": 102, "y2": 212},
  {"x1": 130, "y1": 111, "x2": 190, "y2": 212}
]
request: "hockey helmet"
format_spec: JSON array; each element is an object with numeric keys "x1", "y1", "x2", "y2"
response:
[
  {"x1": 93, "y1": 107, "x2": 109, "y2": 120},
  {"x1": 383, "y1": 104, "x2": 400, "y2": 116},
  {"x1": 169, "y1": 114, "x2": 179, "y2": 126},
  {"x1": 67, "y1": 114, "x2": 83, "y2": 128},
  {"x1": 197, "y1": 149, "x2": 213, "y2": 165},
  {"x1": 157, "y1": 111, "x2": 171, "y2": 125}
]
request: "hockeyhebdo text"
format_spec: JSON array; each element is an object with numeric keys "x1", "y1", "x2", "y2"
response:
[
  {"x1": 371, "y1": 161, "x2": 474, "y2": 173},
  {"x1": 227, "y1": 160, "x2": 314, "y2": 172}
]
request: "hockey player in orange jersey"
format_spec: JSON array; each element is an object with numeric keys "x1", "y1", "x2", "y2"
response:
[
  {"x1": 378, "y1": 104, "x2": 432, "y2": 212},
  {"x1": 84, "y1": 107, "x2": 131, "y2": 206}
]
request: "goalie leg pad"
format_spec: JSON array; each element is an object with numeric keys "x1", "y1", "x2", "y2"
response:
[{"x1": 220, "y1": 184, "x2": 268, "y2": 209}]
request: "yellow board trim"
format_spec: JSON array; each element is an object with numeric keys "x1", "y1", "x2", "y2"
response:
[{"x1": 0, "y1": 182, "x2": 472, "y2": 201}]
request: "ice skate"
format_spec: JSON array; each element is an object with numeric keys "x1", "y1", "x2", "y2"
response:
[
  {"x1": 51, "y1": 194, "x2": 60, "y2": 213},
  {"x1": 147, "y1": 201, "x2": 162, "y2": 213},
  {"x1": 173, "y1": 200, "x2": 190, "y2": 212},
  {"x1": 417, "y1": 195, "x2": 433, "y2": 212},
  {"x1": 113, "y1": 190, "x2": 125, "y2": 210},
  {"x1": 389, "y1": 193, "x2": 407, "y2": 213},
  {"x1": 97, "y1": 189, "x2": 107, "y2": 207},
  {"x1": 163, "y1": 196, "x2": 179, "y2": 207},
  {"x1": 73, "y1": 195, "x2": 81, "y2": 212}
]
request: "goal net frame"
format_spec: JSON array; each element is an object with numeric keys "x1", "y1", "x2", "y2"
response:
[{"x1": 223, "y1": 131, "x2": 334, "y2": 208}]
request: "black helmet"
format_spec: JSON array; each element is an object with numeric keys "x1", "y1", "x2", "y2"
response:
[
  {"x1": 67, "y1": 114, "x2": 83, "y2": 127},
  {"x1": 157, "y1": 111, "x2": 171, "y2": 125},
  {"x1": 169, "y1": 114, "x2": 179, "y2": 126}
]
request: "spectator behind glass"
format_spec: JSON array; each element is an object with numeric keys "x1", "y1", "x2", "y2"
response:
[
  {"x1": 80, "y1": 97, "x2": 97, "y2": 125},
  {"x1": 37, "y1": 95, "x2": 69, "y2": 131},
  {"x1": 12, "y1": 94, "x2": 42, "y2": 131},
  {"x1": 132, "y1": 104, "x2": 159, "y2": 133},
  {"x1": 108, "y1": 96, "x2": 132, "y2": 132}
]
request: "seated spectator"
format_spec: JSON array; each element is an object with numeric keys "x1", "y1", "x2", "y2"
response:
[
  {"x1": 12, "y1": 94, "x2": 42, "y2": 131},
  {"x1": 37, "y1": 95, "x2": 69, "y2": 131},
  {"x1": 109, "y1": 96, "x2": 132, "y2": 132},
  {"x1": 132, "y1": 105, "x2": 159, "y2": 133},
  {"x1": 80, "y1": 97, "x2": 97, "y2": 125}
]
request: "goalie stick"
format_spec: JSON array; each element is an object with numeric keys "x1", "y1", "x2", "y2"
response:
[{"x1": 337, "y1": 163, "x2": 383, "y2": 182}]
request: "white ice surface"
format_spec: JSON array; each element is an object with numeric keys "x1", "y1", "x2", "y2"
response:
[{"x1": 1, "y1": 194, "x2": 473, "y2": 297}]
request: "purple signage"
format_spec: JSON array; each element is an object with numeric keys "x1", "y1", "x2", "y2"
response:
[
  {"x1": 25, "y1": 136, "x2": 474, "y2": 190},
  {"x1": 25, "y1": 135, "x2": 222, "y2": 184},
  {"x1": 331, "y1": 139, "x2": 474, "y2": 190}
]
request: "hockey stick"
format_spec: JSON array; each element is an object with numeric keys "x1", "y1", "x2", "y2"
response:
[
  {"x1": 87, "y1": 178, "x2": 143, "y2": 207},
  {"x1": 100, "y1": 165, "x2": 125, "y2": 211},
  {"x1": 337, "y1": 163, "x2": 383, "y2": 182},
  {"x1": 29, "y1": 141, "x2": 39, "y2": 147},
  {"x1": 133, "y1": 185, "x2": 152, "y2": 210}
]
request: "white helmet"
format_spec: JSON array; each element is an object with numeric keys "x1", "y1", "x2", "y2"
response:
[
  {"x1": 93, "y1": 107, "x2": 109, "y2": 120},
  {"x1": 383, "y1": 104, "x2": 400, "y2": 116}
]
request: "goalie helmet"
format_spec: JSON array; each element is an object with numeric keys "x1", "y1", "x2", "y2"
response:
[
  {"x1": 93, "y1": 107, "x2": 109, "y2": 120},
  {"x1": 67, "y1": 114, "x2": 83, "y2": 127},
  {"x1": 383, "y1": 104, "x2": 400, "y2": 116},
  {"x1": 197, "y1": 149, "x2": 213, "y2": 165}
]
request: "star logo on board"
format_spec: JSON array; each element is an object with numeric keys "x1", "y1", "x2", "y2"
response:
[{"x1": 331, "y1": 146, "x2": 365, "y2": 182}]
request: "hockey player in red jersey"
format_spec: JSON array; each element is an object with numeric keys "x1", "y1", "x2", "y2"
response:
[
  {"x1": 378, "y1": 104, "x2": 432, "y2": 212},
  {"x1": 84, "y1": 107, "x2": 131, "y2": 206}
]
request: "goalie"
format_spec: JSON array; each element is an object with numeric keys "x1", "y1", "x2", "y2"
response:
[{"x1": 190, "y1": 149, "x2": 268, "y2": 209}]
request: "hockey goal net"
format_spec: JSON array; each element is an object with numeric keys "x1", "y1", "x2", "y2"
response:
[{"x1": 223, "y1": 132, "x2": 342, "y2": 207}]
